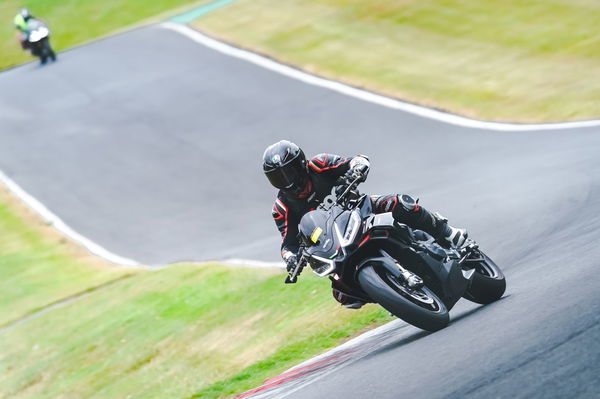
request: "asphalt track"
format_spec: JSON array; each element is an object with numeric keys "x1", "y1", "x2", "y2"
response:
[{"x1": 0, "y1": 25, "x2": 599, "y2": 398}]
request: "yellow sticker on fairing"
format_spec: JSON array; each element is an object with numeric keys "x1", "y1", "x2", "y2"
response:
[{"x1": 310, "y1": 227, "x2": 323, "y2": 243}]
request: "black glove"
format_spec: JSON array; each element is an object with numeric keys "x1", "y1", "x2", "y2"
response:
[{"x1": 285, "y1": 256, "x2": 297, "y2": 272}]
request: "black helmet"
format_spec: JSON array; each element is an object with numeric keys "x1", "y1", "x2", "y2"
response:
[{"x1": 263, "y1": 140, "x2": 308, "y2": 194}]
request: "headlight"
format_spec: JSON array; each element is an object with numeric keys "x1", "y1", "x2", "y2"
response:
[
  {"x1": 309, "y1": 255, "x2": 335, "y2": 277},
  {"x1": 335, "y1": 211, "x2": 361, "y2": 247}
]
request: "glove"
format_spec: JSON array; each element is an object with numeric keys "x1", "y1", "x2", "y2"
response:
[
  {"x1": 344, "y1": 164, "x2": 369, "y2": 183},
  {"x1": 284, "y1": 253, "x2": 297, "y2": 272}
]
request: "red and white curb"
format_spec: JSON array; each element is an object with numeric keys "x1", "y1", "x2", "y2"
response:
[{"x1": 238, "y1": 320, "x2": 407, "y2": 398}]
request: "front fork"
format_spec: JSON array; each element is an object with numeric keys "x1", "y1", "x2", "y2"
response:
[{"x1": 378, "y1": 249, "x2": 424, "y2": 289}]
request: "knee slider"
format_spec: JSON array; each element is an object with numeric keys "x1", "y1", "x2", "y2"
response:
[
  {"x1": 393, "y1": 194, "x2": 420, "y2": 223},
  {"x1": 399, "y1": 194, "x2": 418, "y2": 212}
]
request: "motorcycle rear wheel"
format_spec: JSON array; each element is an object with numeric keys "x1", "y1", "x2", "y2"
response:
[
  {"x1": 358, "y1": 264, "x2": 449, "y2": 332},
  {"x1": 462, "y1": 251, "x2": 506, "y2": 304}
]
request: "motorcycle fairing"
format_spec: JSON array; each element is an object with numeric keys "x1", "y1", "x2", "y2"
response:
[{"x1": 355, "y1": 215, "x2": 472, "y2": 309}]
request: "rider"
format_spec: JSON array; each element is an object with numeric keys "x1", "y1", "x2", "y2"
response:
[
  {"x1": 263, "y1": 140, "x2": 468, "y2": 309},
  {"x1": 14, "y1": 8, "x2": 33, "y2": 50}
]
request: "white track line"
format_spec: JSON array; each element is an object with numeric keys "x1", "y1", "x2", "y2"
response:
[
  {"x1": 161, "y1": 22, "x2": 600, "y2": 132},
  {"x1": 0, "y1": 167, "x2": 283, "y2": 268},
  {"x1": 0, "y1": 169, "x2": 282, "y2": 268},
  {"x1": 223, "y1": 258, "x2": 284, "y2": 268},
  {"x1": 0, "y1": 170, "x2": 141, "y2": 267}
]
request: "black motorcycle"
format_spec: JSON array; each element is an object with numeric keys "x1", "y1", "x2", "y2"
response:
[
  {"x1": 26, "y1": 19, "x2": 56, "y2": 65},
  {"x1": 286, "y1": 176, "x2": 506, "y2": 332}
]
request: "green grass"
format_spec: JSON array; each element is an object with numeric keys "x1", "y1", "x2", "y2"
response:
[
  {"x1": 0, "y1": 0, "x2": 212, "y2": 70},
  {"x1": 0, "y1": 189, "x2": 392, "y2": 398},
  {"x1": 0, "y1": 189, "x2": 131, "y2": 327},
  {"x1": 193, "y1": 0, "x2": 600, "y2": 122}
]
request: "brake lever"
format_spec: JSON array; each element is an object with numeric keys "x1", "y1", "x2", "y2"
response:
[{"x1": 457, "y1": 242, "x2": 479, "y2": 264}]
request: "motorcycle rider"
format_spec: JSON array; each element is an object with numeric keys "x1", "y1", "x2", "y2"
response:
[
  {"x1": 263, "y1": 140, "x2": 468, "y2": 309},
  {"x1": 14, "y1": 8, "x2": 34, "y2": 50}
]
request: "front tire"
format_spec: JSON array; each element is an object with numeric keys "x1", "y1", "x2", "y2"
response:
[
  {"x1": 45, "y1": 39, "x2": 56, "y2": 61},
  {"x1": 358, "y1": 264, "x2": 449, "y2": 332},
  {"x1": 463, "y1": 252, "x2": 506, "y2": 304}
]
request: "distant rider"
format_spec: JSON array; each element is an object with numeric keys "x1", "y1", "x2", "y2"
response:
[
  {"x1": 14, "y1": 8, "x2": 34, "y2": 50},
  {"x1": 263, "y1": 140, "x2": 468, "y2": 309}
]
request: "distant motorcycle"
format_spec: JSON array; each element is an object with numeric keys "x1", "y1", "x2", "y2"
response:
[
  {"x1": 286, "y1": 176, "x2": 506, "y2": 332},
  {"x1": 26, "y1": 19, "x2": 56, "y2": 65}
]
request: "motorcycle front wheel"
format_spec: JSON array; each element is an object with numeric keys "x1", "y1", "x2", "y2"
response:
[
  {"x1": 39, "y1": 38, "x2": 51, "y2": 64},
  {"x1": 44, "y1": 38, "x2": 57, "y2": 61},
  {"x1": 462, "y1": 251, "x2": 506, "y2": 304},
  {"x1": 358, "y1": 264, "x2": 449, "y2": 332}
]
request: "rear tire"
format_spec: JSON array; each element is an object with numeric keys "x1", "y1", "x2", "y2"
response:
[
  {"x1": 358, "y1": 264, "x2": 449, "y2": 332},
  {"x1": 463, "y1": 252, "x2": 506, "y2": 304}
]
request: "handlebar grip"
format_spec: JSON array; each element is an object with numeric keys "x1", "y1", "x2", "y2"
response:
[{"x1": 284, "y1": 262, "x2": 304, "y2": 284}]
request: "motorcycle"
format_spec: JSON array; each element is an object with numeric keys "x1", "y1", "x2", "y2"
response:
[
  {"x1": 285, "y1": 176, "x2": 506, "y2": 332},
  {"x1": 26, "y1": 19, "x2": 56, "y2": 65}
]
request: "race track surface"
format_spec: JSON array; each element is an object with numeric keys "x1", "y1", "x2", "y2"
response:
[{"x1": 1, "y1": 25, "x2": 599, "y2": 398}]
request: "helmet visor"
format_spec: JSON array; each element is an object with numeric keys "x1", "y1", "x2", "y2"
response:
[{"x1": 265, "y1": 156, "x2": 306, "y2": 190}]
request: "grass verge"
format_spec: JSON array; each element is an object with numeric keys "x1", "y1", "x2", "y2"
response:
[
  {"x1": 0, "y1": 187, "x2": 132, "y2": 327},
  {"x1": 192, "y1": 0, "x2": 600, "y2": 122},
  {"x1": 0, "y1": 0, "x2": 212, "y2": 70},
  {"x1": 0, "y1": 186, "x2": 393, "y2": 398}
]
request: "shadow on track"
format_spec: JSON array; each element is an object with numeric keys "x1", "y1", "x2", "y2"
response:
[
  {"x1": 362, "y1": 295, "x2": 512, "y2": 361},
  {"x1": 450, "y1": 295, "x2": 512, "y2": 325},
  {"x1": 362, "y1": 329, "x2": 432, "y2": 361}
]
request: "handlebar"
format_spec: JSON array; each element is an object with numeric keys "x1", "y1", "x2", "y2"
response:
[
  {"x1": 318, "y1": 174, "x2": 363, "y2": 212},
  {"x1": 284, "y1": 248, "x2": 309, "y2": 284},
  {"x1": 284, "y1": 254, "x2": 307, "y2": 284},
  {"x1": 336, "y1": 175, "x2": 362, "y2": 204},
  {"x1": 284, "y1": 175, "x2": 363, "y2": 284}
]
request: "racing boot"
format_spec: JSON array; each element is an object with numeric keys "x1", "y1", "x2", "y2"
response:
[
  {"x1": 392, "y1": 194, "x2": 468, "y2": 249},
  {"x1": 331, "y1": 276, "x2": 367, "y2": 309},
  {"x1": 441, "y1": 221, "x2": 469, "y2": 248},
  {"x1": 343, "y1": 300, "x2": 366, "y2": 310},
  {"x1": 333, "y1": 288, "x2": 366, "y2": 309}
]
